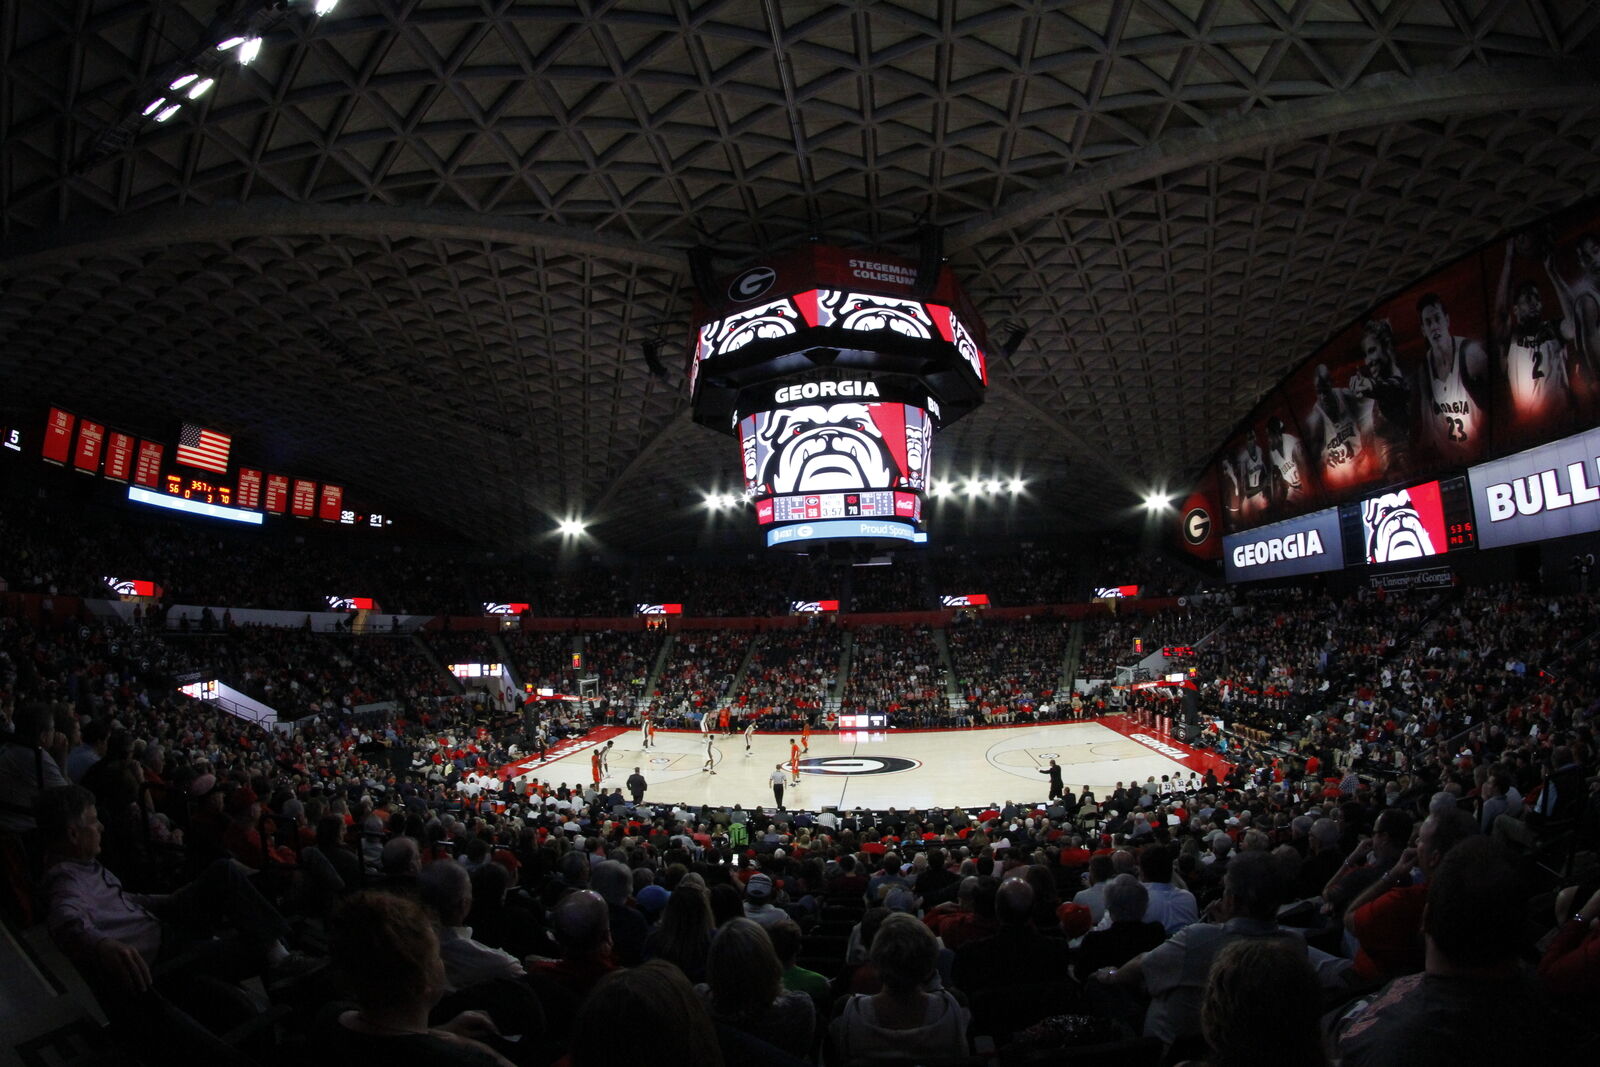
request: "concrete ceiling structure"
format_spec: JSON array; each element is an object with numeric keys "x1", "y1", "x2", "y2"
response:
[{"x1": 3, "y1": 0, "x2": 1599, "y2": 551}]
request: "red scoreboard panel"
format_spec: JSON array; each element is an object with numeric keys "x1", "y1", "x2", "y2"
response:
[
  {"x1": 291, "y1": 479, "x2": 316, "y2": 518},
  {"x1": 103, "y1": 432, "x2": 134, "y2": 482},
  {"x1": 265, "y1": 474, "x2": 289, "y2": 513}
]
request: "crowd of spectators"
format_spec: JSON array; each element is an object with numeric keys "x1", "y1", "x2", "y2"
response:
[
  {"x1": 1, "y1": 560, "x2": 1598, "y2": 1065},
  {"x1": 730, "y1": 624, "x2": 842, "y2": 719},
  {"x1": 840, "y1": 626, "x2": 949, "y2": 727},
  {"x1": 646, "y1": 630, "x2": 752, "y2": 727},
  {"x1": 946, "y1": 616, "x2": 1069, "y2": 724}
]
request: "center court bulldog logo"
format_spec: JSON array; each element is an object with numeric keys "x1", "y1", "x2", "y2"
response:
[{"x1": 1363, "y1": 488, "x2": 1436, "y2": 563}]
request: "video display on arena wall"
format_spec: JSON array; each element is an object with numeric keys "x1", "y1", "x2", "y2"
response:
[
  {"x1": 1469, "y1": 425, "x2": 1600, "y2": 550},
  {"x1": 1209, "y1": 198, "x2": 1600, "y2": 538}
]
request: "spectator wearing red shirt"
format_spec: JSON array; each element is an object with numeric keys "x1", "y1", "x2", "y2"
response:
[{"x1": 1345, "y1": 808, "x2": 1476, "y2": 982}]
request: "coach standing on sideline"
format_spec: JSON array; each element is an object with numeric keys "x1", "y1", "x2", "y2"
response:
[
  {"x1": 1039, "y1": 759, "x2": 1064, "y2": 800},
  {"x1": 626, "y1": 767, "x2": 648, "y2": 805},
  {"x1": 770, "y1": 764, "x2": 787, "y2": 808}
]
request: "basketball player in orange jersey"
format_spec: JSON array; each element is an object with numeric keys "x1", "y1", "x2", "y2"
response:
[
  {"x1": 801, "y1": 721, "x2": 811, "y2": 753},
  {"x1": 591, "y1": 749, "x2": 602, "y2": 788},
  {"x1": 789, "y1": 739, "x2": 801, "y2": 786}
]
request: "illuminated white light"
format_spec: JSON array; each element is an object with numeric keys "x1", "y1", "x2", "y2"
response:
[
  {"x1": 187, "y1": 77, "x2": 216, "y2": 100},
  {"x1": 237, "y1": 37, "x2": 262, "y2": 65},
  {"x1": 216, "y1": 36, "x2": 247, "y2": 51},
  {"x1": 155, "y1": 104, "x2": 182, "y2": 123},
  {"x1": 557, "y1": 518, "x2": 586, "y2": 536},
  {"x1": 169, "y1": 73, "x2": 198, "y2": 91},
  {"x1": 1143, "y1": 492, "x2": 1174, "y2": 511},
  {"x1": 1008, "y1": 478, "x2": 1025, "y2": 494},
  {"x1": 142, "y1": 97, "x2": 167, "y2": 117},
  {"x1": 128, "y1": 486, "x2": 263, "y2": 525},
  {"x1": 965, "y1": 480, "x2": 981, "y2": 496},
  {"x1": 313, "y1": 0, "x2": 341, "y2": 14},
  {"x1": 985, "y1": 480, "x2": 1003, "y2": 495}
]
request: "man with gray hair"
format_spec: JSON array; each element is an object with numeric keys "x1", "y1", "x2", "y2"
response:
[
  {"x1": 1078, "y1": 874, "x2": 1164, "y2": 976},
  {"x1": 418, "y1": 857, "x2": 526, "y2": 990},
  {"x1": 1092, "y1": 851, "x2": 1349, "y2": 1047},
  {"x1": 588, "y1": 859, "x2": 649, "y2": 964}
]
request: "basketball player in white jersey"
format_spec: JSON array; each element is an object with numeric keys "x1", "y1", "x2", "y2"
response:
[
  {"x1": 1495, "y1": 236, "x2": 1576, "y2": 427},
  {"x1": 1236, "y1": 432, "x2": 1269, "y2": 521},
  {"x1": 1553, "y1": 231, "x2": 1600, "y2": 387},
  {"x1": 1347, "y1": 318, "x2": 1413, "y2": 475},
  {"x1": 1303, "y1": 364, "x2": 1373, "y2": 489},
  {"x1": 702, "y1": 734, "x2": 718, "y2": 774},
  {"x1": 1264, "y1": 416, "x2": 1310, "y2": 510},
  {"x1": 1414, "y1": 291, "x2": 1488, "y2": 463},
  {"x1": 743, "y1": 717, "x2": 757, "y2": 754}
]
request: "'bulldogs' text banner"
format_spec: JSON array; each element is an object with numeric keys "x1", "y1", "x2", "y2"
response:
[{"x1": 1469, "y1": 426, "x2": 1600, "y2": 549}]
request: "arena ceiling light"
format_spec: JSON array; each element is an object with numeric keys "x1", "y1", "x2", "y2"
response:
[
  {"x1": 141, "y1": 97, "x2": 167, "y2": 117},
  {"x1": 557, "y1": 518, "x2": 587, "y2": 536},
  {"x1": 1142, "y1": 491, "x2": 1174, "y2": 511},
  {"x1": 169, "y1": 73, "x2": 199, "y2": 92},
  {"x1": 236, "y1": 37, "x2": 263, "y2": 65},
  {"x1": 154, "y1": 104, "x2": 183, "y2": 123},
  {"x1": 1008, "y1": 478, "x2": 1026, "y2": 494},
  {"x1": 215, "y1": 36, "x2": 248, "y2": 51},
  {"x1": 313, "y1": 0, "x2": 341, "y2": 14},
  {"x1": 186, "y1": 77, "x2": 216, "y2": 100}
]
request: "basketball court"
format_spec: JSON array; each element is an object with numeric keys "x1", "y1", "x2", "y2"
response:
[{"x1": 501, "y1": 716, "x2": 1229, "y2": 812}]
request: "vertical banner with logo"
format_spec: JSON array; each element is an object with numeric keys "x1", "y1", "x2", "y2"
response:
[
  {"x1": 317, "y1": 484, "x2": 343, "y2": 521},
  {"x1": 291, "y1": 478, "x2": 316, "y2": 518},
  {"x1": 264, "y1": 474, "x2": 289, "y2": 513},
  {"x1": 102, "y1": 432, "x2": 135, "y2": 482},
  {"x1": 43, "y1": 408, "x2": 75, "y2": 465},
  {"x1": 133, "y1": 440, "x2": 164, "y2": 488},
  {"x1": 236, "y1": 468, "x2": 263, "y2": 509},
  {"x1": 73, "y1": 421, "x2": 106, "y2": 473}
]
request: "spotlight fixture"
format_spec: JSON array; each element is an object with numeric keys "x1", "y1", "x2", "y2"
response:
[
  {"x1": 186, "y1": 77, "x2": 216, "y2": 100},
  {"x1": 141, "y1": 98, "x2": 167, "y2": 117},
  {"x1": 1142, "y1": 492, "x2": 1174, "y2": 512},
  {"x1": 313, "y1": 0, "x2": 341, "y2": 15},
  {"x1": 169, "y1": 73, "x2": 199, "y2": 91},
  {"x1": 1008, "y1": 478, "x2": 1025, "y2": 494},
  {"x1": 237, "y1": 37, "x2": 263, "y2": 65},
  {"x1": 557, "y1": 518, "x2": 586, "y2": 536},
  {"x1": 154, "y1": 104, "x2": 183, "y2": 123},
  {"x1": 216, "y1": 36, "x2": 247, "y2": 51}
]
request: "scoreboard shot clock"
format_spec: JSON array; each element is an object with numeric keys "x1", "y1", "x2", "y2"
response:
[{"x1": 689, "y1": 244, "x2": 990, "y2": 550}]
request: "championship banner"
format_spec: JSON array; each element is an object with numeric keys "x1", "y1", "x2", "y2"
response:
[
  {"x1": 318, "y1": 483, "x2": 343, "y2": 521},
  {"x1": 73, "y1": 420, "x2": 105, "y2": 473},
  {"x1": 264, "y1": 473, "x2": 289, "y2": 513},
  {"x1": 290, "y1": 478, "x2": 316, "y2": 518},
  {"x1": 102, "y1": 431, "x2": 135, "y2": 482},
  {"x1": 237, "y1": 468, "x2": 263, "y2": 509},
  {"x1": 42, "y1": 407, "x2": 75, "y2": 465},
  {"x1": 133, "y1": 440, "x2": 164, "y2": 488}
]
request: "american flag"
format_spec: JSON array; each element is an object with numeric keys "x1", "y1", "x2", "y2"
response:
[{"x1": 175, "y1": 423, "x2": 231, "y2": 473}]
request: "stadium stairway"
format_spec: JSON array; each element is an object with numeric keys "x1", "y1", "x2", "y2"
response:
[
  {"x1": 1062, "y1": 619, "x2": 1085, "y2": 692},
  {"x1": 933, "y1": 627, "x2": 960, "y2": 704},
  {"x1": 721, "y1": 633, "x2": 764, "y2": 707},
  {"x1": 831, "y1": 631, "x2": 853, "y2": 707},
  {"x1": 644, "y1": 631, "x2": 675, "y2": 702},
  {"x1": 412, "y1": 632, "x2": 466, "y2": 695},
  {"x1": 490, "y1": 631, "x2": 519, "y2": 691}
]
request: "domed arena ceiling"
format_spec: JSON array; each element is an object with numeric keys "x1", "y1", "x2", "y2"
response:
[{"x1": 3, "y1": 0, "x2": 1599, "y2": 550}]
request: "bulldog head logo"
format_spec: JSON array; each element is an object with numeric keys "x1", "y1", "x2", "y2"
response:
[
  {"x1": 758, "y1": 403, "x2": 898, "y2": 493},
  {"x1": 1364, "y1": 489, "x2": 1436, "y2": 563}
]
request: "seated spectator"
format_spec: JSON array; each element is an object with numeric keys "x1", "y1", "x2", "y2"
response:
[
  {"x1": 36, "y1": 785, "x2": 304, "y2": 1058},
  {"x1": 742, "y1": 872, "x2": 787, "y2": 928},
  {"x1": 1077, "y1": 874, "x2": 1165, "y2": 976},
  {"x1": 953, "y1": 875, "x2": 1071, "y2": 995},
  {"x1": 1344, "y1": 809, "x2": 1476, "y2": 982},
  {"x1": 1197, "y1": 937, "x2": 1329, "y2": 1067},
  {"x1": 1093, "y1": 851, "x2": 1348, "y2": 1051},
  {"x1": 696, "y1": 917, "x2": 814, "y2": 1058},
  {"x1": 418, "y1": 858, "x2": 527, "y2": 990},
  {"x1": 0, "y1": 703, "x2": 70, "y2": 836},
  {"x1": 769, "y1": 918, "x2": 830, "y2": 1007},
  {"x1": 324, "y1": 889, "x2": 513, "y2": 1065},
  {"x1": 831, "y1": 913, "x2": 969, "y2": 1063},
  {"x1": 590, "y1": 859, "x2": 649, "y2": 965},
  {"x1": 643, "y1": 878, "x2": 715, "y2": 982},
  {"x1": 1337, "y1": 838, "x2": 1568, "y2": 1065},
  {"x1": 1539, "y1": 882, "x2": 1600, "y2": 997},
  {"x1": 526, "y1": 889, "x2": 619, "y2": 996},
  {"x1": 569, "y1": 960, "x2": 728, "y2": 1067},
  {"x1": 1072, "y1": 854, "x2": 1115, "y2": 924}
]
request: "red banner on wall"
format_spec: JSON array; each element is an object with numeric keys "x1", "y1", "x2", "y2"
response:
[
  {"x1": 133, "y1": 441, "x2": 164, "y2": 488},
  {"x1": 102, "y1": 432, "x2": 134, "y2": 482},
  {"x1": 73, "y1": 421, "x2": 105, "y2": 473},
  {"x1": 43, "y1": 408, "x2": 75, "y2": 465},
  {"x1": 318, "y1": 483, "x2": 343, "y2": 521},
  {"x1": 264, "y1": 474, "x2": 289, "y2": 513},
  {"x1": 291, "y1": 479, "x2": 316, "y2": 518},
  {"x1": 236, "y1": 468, "x2": 263, "y2": 509}
]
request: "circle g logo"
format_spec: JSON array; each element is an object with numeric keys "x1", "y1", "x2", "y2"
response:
[{"x1": 799, "y1": 755, "x2": 921, "y2": 776}]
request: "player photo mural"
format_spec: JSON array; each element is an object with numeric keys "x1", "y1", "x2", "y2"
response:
[
  {"x1": 1302, "y1": 359, "x2": 1377, "y2": 492},
  {"x1": 1494, "y1": 231, "x2": 1581, "y2": 442}
]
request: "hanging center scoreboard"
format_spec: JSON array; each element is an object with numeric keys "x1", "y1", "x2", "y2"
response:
[{"x1": 689, "y1": 245, "x2": 989, "y2": 550}]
